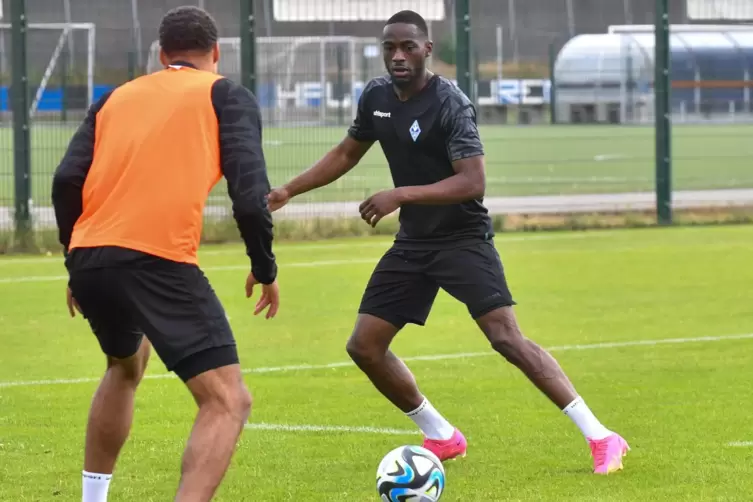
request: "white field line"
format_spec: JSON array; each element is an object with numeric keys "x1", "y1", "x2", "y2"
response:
[
  {"x1": 244, "y1": 423, "x2": 418, "y2": 435},
  {"x1": 728, "y1": 441, "x2": 753, "y2": 447},
  {"x1": 200, "y1": 230, "x2": 622, "y2": 256},
  {"x1": 0, "y1": 230, "x2": 624, "y2": 266},
  {"x1": 0, "y1": 241, "x2": 392, "y2": 265},
  {"x1": 0, "y1": 333, "x2": 751, "y2": 389},
  {"x1": 0, "y1": 258, "x2": 379, "y2": 284}
]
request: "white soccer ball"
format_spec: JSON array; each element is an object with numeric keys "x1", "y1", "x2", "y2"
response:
[{"x1": 376, "y1": 445, "x2": 446, "y2": 501}]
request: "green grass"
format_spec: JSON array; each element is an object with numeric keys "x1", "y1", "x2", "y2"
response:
[
  {"x1": 2, "y1": 123, "x2": 753, "y2": 209},
  {"x1": 1, "y1": 225, "x2": 752, "y2": 500}
]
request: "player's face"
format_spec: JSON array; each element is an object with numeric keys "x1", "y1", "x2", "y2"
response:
[{"x1": 381, "y1": 23, "x2": 432, "y2": 88}]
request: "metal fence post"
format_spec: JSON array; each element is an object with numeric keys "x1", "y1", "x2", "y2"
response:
[
  {"x1": 454, "y1": 0, "x2": 471, "y2": 99},
  {"x1": 654, "y1": 0, "x2": 672, "y2": 225},
  {"x1": 240, "y1": 0, "x2": 257, "y2": 95},
  {"x1": 549, "y1": 41, "x2": 557, "y2": 124},
  {"x1": 10, "y1": 0, "x2": 33, "y2": 249}
]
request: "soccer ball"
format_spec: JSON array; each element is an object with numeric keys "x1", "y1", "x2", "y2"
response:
[{"x1": 376, "y1": 445, "x2": 446, "y2": 501}]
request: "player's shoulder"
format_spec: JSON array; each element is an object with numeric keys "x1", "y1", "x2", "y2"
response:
[
  {"x1": 433, "y1": 76, "x2": 474, "y2": 109},
  {"x1": 210, "y1": 76, "x2": 255, "y2": 101},
  {"x1": 361, "y1": 76, "x2": 392, "y2": 99},
  {"x1": 431, "y1": 75, "x2": 476, "y2": 122},
  {"x1": 209, "y1": 77, "x2": 261, "y2": 119}
]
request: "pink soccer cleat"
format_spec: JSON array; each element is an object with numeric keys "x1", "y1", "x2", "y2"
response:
[
  {"x1": 588, "y1": 433, "x2": 630, "y2": 474},
  {"x1": 422, "y1": 428, "x2": 468, "y2": 462}
]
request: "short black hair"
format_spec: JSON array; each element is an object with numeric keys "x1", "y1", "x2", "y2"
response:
[
  {"x1": 159, "y1": 6, "x2": 218, "y2": 56},
  {"x1": 385, "y1": 10, "x2": 429, "y2": 37}
]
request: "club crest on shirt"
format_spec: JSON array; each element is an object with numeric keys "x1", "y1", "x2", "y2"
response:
[{"x1": 409, "y1": 120, "x2": 421, "y2": 142}]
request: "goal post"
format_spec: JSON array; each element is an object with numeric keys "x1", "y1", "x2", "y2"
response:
[
  {"x1": 0, "y1": 22, "x2": 96, "y2": 118},
  {"x1": 146, "y1": 35, "x2": 383, "y2": 126}
]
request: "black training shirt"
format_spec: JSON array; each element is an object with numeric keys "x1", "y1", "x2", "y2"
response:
[{"x1": 348, "y1": 75, "x2": 493, "y2": 249}]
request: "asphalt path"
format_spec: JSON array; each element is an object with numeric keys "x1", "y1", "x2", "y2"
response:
[{"x1": 2, "y1": 189, "x2": 752, "y2": 229}]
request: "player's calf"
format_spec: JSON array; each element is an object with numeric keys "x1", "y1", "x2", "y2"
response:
[
  {"x1": 347, "y1": 314, "x2": 463, "y2": 452},
  {"x1": 477, "y1": 306, "x2": 629, "y2": 473},
  {"x1": 477, "y1": 306, "x2": 577, "y2": 409},
  {"x1": 83, "y1": 339, "x2": 152, "y2": 502},
  {"x1": 345, "y1": 314, "x2": 426, "y2": 413},
  {"x1": 175, "y1": 349, "x2": 251, "y2": 502}
]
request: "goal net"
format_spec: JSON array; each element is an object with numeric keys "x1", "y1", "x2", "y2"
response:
[
  {"x1": 146, "y1": 36, "x2": 383, "y2": 126},
  {"x1": 0, "y1": 22, "x2": 95, "y2": 120}
]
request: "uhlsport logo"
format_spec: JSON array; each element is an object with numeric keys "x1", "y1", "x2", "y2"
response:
[{"x1": 373, "y1": 110, "x2": 391, "y2": 118}]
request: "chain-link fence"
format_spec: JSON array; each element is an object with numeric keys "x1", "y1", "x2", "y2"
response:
[{"x1": 2, "y1": 0, "x2": 753, "y2": 244}]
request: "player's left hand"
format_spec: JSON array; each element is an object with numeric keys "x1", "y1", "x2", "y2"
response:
[
  {"x1": 359, "y1": 189, "x2": 402, "y2": 227},
  {"x1": 66, "y1": 287, "x2": 82, "y2": 318}
]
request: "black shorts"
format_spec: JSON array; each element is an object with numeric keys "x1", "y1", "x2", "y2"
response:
[
  {"x1": 68, "y1": 258, "x2": 238, "y2": 382},
  {"x1": 358, "y1": 241, "x2": 516, "y2": 329}
]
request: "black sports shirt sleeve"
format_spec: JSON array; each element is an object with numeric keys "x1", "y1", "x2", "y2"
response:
[
  {"x1": 51, "y1": 90, "x2": 113, "y2": 255},
  {"x1": 212, "y1": 78, "x2": 277, "y2": 285},
  {"x1": 347, "y1": 80, "x2": 377, "y2": 142},
  {"x1": 439, "y1": 91, "x2": 485, "y2": 162}
]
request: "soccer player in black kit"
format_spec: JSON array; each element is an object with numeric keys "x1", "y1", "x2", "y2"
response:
[{"x1": 268, "y1": 10, "x2": 629, "y2": 474}]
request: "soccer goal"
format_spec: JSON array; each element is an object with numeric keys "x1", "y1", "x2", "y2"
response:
[
  {"x1": 146, "y1": 35, "x2": 383, "y2": 126},
  {"x1": 0, "y1": 22, "x2": 96, "y2": 118}
]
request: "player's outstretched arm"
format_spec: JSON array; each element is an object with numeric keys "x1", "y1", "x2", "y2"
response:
[
  {"x1": 51, "y1": 90, "x2": 114, "y2": 255},
  {"x1": 268, "y1": 80, "x2": 378, "y2": 211},
  {"x1": 214, "y1": 78, "x2": 278, "y2": 300},
  {"x1": 273, "y1": 136, "x2": 372, "y2": 203}
]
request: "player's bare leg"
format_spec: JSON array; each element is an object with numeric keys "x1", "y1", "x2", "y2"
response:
[
  {"x1": 476, "y1": 306, "x2": 629, "y2": 474},
  {"x1": 83, "y1": 339, "x2": 151, "y2": 502},
  {"x1": 175, "y1": 363, "x2": 251, "y2": 502},
  {"x1": 346, "y1": 314, "x2": 466, "y2": 461},
  {"x1": 476, "y1": 306, "x2": 576, "y2": 407},
  {"x1": 346, "y1": 314, "x2": 423, "y2": 411}
]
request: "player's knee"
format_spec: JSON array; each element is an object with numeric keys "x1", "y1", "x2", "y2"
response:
[
  {"x1": 209, "y1": 382, "x2": 252, "y2": 423},
  {"x1": 346, "y1": 315, "x2": 397, "y2": 365},
  {"x1": 236, "y1": 386, "x2": 253, "y2": 423},
  {"x1": 218, "y1": 377, "x2": 253, "y2": 422},
  {"x1": 106, "y1": 342, "x2": 151, "y2": 384},
  {"x1": 187, "y1": 361, "x2": 252, "y2": 423},
  {"x1": 345, "y1": 336, "x2": 367, "y2": 362},
  {"x1": 480, "y1": 309, "x2": 526, "y2": 359},
  {"x1": 490, "y1": 335, "x2": 523, "y2": 362},
  {"x1": 346, "y1": 334, "x2": 380, "y2": 365},
  {"x1": 229, "y1": 385, "x2": 252, "y2": 424}
]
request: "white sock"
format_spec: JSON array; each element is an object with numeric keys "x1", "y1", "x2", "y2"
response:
[
  {"x1": 406, "y1": 398, "x2": 455, "y2": 440},
  {"x1": 563, "y1": 396, "x2": 612, "y2": 440},
  {"x1": 82, "y1": 471, "x2": 112, "y2": 502}
]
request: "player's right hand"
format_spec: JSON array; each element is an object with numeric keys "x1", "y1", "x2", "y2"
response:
[
  {"x1": 245, "y1": 272, "x2": 280, "y2": 319},
  {"x1": 66, "y1": 286, "x2": 82, "y2": 318},
  {"x1": 267, "y1": 187, "x2": 291, "y2": 212}
]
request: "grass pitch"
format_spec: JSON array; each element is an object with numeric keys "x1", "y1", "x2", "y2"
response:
[
  {"x1": 1, "y1": 123, "x2": 753, "y2": 210},
  {"x1": 1, "y1": 224, "x2": 752, "y2": 501}
]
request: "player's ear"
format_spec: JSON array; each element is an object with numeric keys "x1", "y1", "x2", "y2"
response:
[
  {"x1": 424, "y1": 40, "x2": 433, "y2": 59},
  {"x1": 159, "y1": 48, "x2": 169, "y2": 68},
  {"x1": 213, "y1": 42, "x2": 220, "y2": 64}
]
